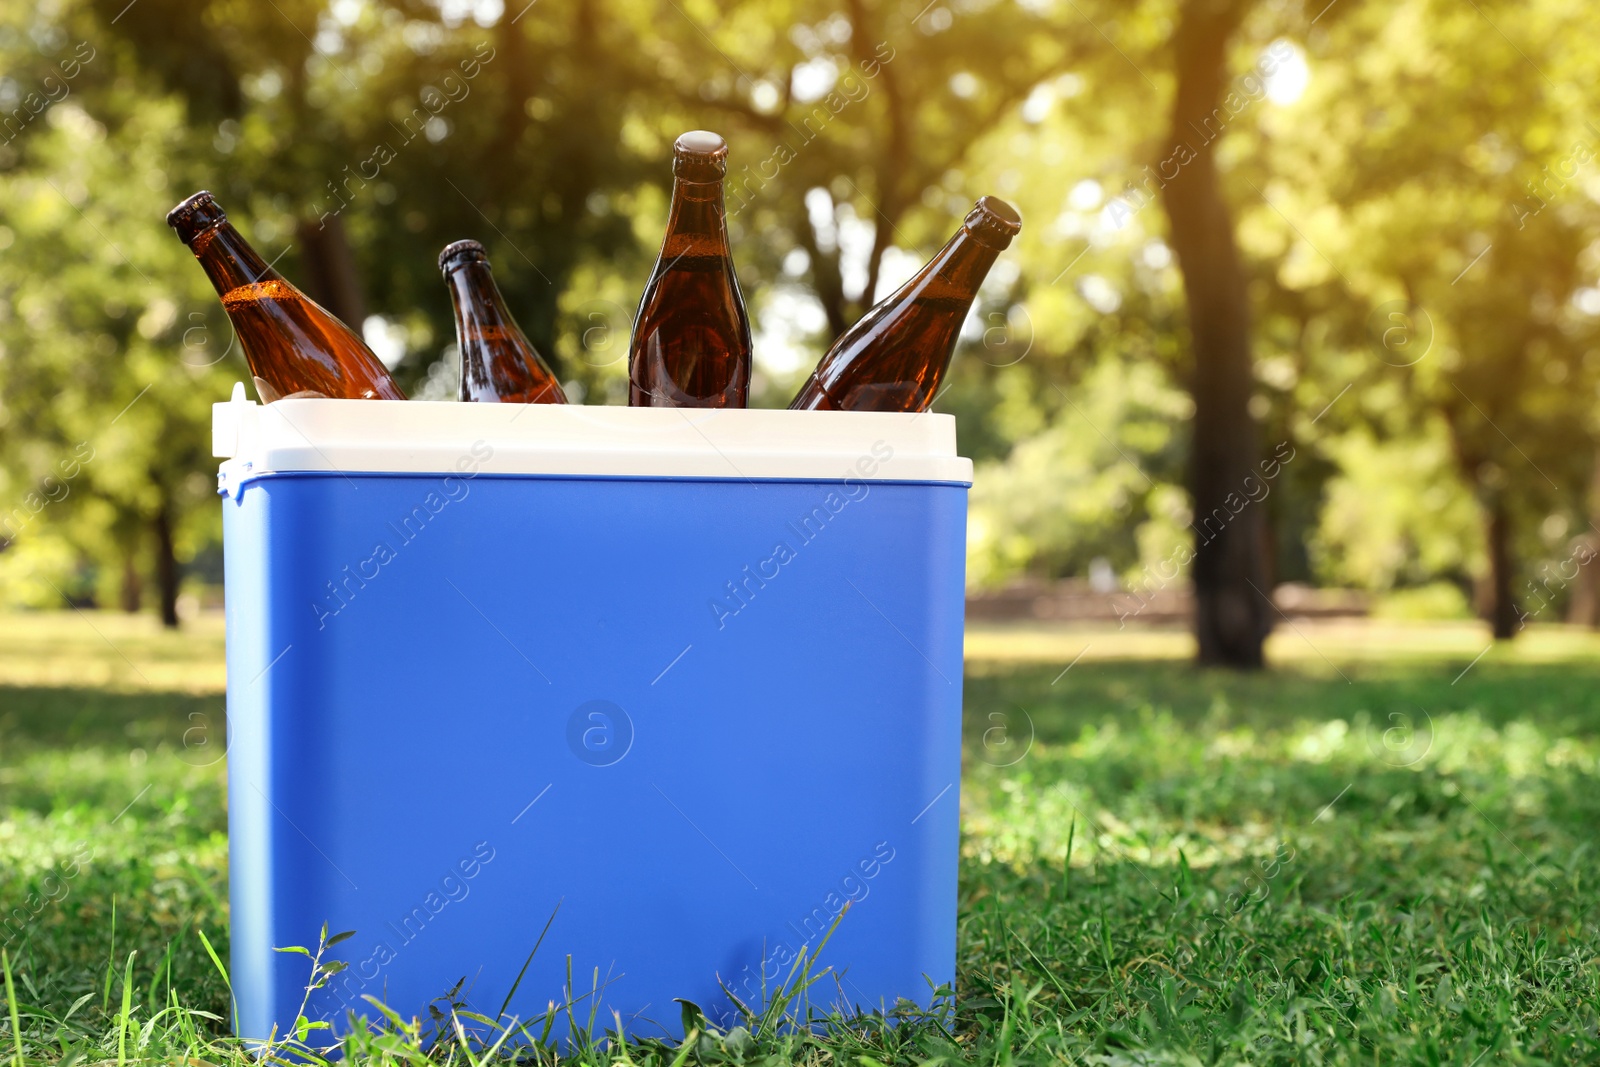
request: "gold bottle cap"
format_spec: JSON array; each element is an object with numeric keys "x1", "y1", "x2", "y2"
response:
[
  {"x1": 964, "y1": 196, "x2": 1022, "y2": 249},
  {"x1": 439, "y1": 239, "x2": 489, "y2": 274},
  {"x1": 166, "y1": 190, "x2": 228, "y2": 245},
  {"x1": 673, "y1": 130, "x2": 728, "y2": 181}
]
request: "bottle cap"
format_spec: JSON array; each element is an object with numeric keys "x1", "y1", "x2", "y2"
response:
[
  {"x1": 964, "y1": 196, "x2": 1022, "y2": 250},
  {"x1": 439, "y1": 239, "x2": 488, "y2": 275},
  {"x1": 166, "y1": 191, "x2": 228, "y2": 245},
  {"x1": 673, "y1": 130, "x2": 728, "y2": 182}
]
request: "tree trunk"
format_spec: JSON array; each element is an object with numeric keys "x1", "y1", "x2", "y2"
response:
[
  {"x1": 1478, "y1": 496, "x2": 1519, "y2": 638},
  {"x1": 295, "y1": 215, "x2": 368, "y2": 332},
  {"x1": 153, "y1": 498, "x2": 180, "y2": 629},
  {"x1": 1160, "y1": 0, "x2": 1269, "y2": 669},
  {"x1": 1569, "y1": 447, "x2": 1600, "y2": 627},
  {"x1": 845, "y1": 0, "x2": 908, "y2": 323},
  {"x1": 119, "y1": 552, "x2": 142, "y2": 613},
  {"x1": 1440, "y1": 403, "x2": 1522, "y2": 640},
  {"x1": 494, "y1": 10, "x2": 535, "y2": 199},
  {"x1": 533, "y1": 0, "x2": 601, "y2": 366},
  {"x1": 797, "y1": 208, "x2": 849, "y2": 341},
  {"x1": 1568, "y1": 534, "x2": 1600, "y2": 627}
]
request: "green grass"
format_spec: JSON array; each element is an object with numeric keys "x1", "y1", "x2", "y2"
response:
[{"x1": 1, "y1": 611, "x2": 1597, "y2": 1063}]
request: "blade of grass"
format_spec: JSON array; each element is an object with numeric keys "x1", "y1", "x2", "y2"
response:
[
  {"x1": 586, "y1": 966, "x2": 602, "y2": 1037},
  {"x1": 476, "y1": 1013, "x2": 520, "y2": 1062},
  {"x1": 3, "y1": 949, "x2": 23, "y2": 1067},
  {"x1": 148, "y1": 923, "x2": 188, "y2": 1012},
  {"x1": 496, "y1": 900, "x2": 561, "y2": 1024},
  {"x1": 101, "y1": 896, "x2": 116, "y2": 1014},
  {"x1": 668, "y1": 1027, "x2": 700, "y2": 1067},
  {"x1": 449, "y1": 1010, "x2": 483, "y2": 1067},
  {"x1": 1062, "y1": 815, "x2": 1077, "y2": 902},
  {"x1": 196, "y1": 928, "x2": 233, "y2": 1033},
  {"x1": 116, "y1": 950, "x2": 136, "y2": 1067}
]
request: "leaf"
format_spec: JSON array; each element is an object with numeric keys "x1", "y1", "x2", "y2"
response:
[
  {"x1": 724, "y1": 1025, "x2": 752, "y2": 1057},
  {"x1": 676, "y1": 998, "x2": 707, "y2": 1037},
  {"x1": 1226, "y1": 978, "x2": 1254, "y2": 1029}
]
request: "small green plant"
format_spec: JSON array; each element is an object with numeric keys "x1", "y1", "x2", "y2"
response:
[{"x1": 271, "y1": 923, "x2": 354, "y2": 1051}]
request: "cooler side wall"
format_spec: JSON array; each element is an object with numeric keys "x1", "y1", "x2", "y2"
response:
[
  {"x1": 223, "y1": 484, "x2": 278, "y2": 1041},
  {"x1": 926, "y1": 484, "x2": 967, "y2": 999}
]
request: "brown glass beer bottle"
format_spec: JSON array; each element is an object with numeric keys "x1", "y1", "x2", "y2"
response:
[
  {"x1": 439, "y1": 240, "x2": 567, "y2": 404},
  {"x1": 628, "y1": 131, "x2": 751, "y2": 407},
  {"x1": 166, "y1": 191, "x2": 406, "y2": 402},
  {"x1": 789, "y1": 196, "x2": 1022, "y2": 413}
]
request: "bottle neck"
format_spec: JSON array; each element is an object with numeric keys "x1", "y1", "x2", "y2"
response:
[
  {"x1": 187, "y1": 221, "x2": 280, "y2": 299},
  {"x1": 446, "y1": 259, "x2": 517, "y2": 337},
  {"x1": 911, "y1": 225, "x2": 1001, "y2": 302},
  {"x1": 661, "y1": 178, "x2": 729, "y2": 250}
]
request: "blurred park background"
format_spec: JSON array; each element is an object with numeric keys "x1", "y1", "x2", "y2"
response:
[{"x1": 3, "y1": 0, "x2": 1600, "y2": 665}]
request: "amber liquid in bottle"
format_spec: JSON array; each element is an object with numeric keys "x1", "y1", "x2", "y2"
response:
[
  {"x1": 789, "y1": 196, "x2": 1022, "y2": 413},
  {"x1": 439, "y1": 240, "x2": 567, "y2": 404},
  {"x1": 166, "y1": 191, "x2": 405, "y2": 402},
  {"x1": 628, "y1": 131, "x2": 752, "y2": 407}
]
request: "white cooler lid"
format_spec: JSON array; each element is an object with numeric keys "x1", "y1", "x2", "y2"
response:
[{"x1": 212, "y1": 383, "x2": 973, "y2": 485}]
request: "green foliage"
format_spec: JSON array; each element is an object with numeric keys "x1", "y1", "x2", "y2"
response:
[
  {"x1": 1247, "y1": 0, "x2": 1600, "y2": 615},
  {"x1": 1310, "y1": 422, "x2": 1482, "y2": 592},
  {"x1": 3, "y1": 0, "x2": 1600, "y2": 623},
  {"x1": 0, "y1": 85, "x2": 229, "y2": 612},
  {"x1": 967, "y1": 354, "x2": 1189, "y2": 588},
  {"x1": 0, "y1": 0, "x2": 1093, "y2": 615}
]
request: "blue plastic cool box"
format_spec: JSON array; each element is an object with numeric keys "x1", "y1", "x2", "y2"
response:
[{"x1": 213, "y1": 387, "x2": 972, "y2": 1043}]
